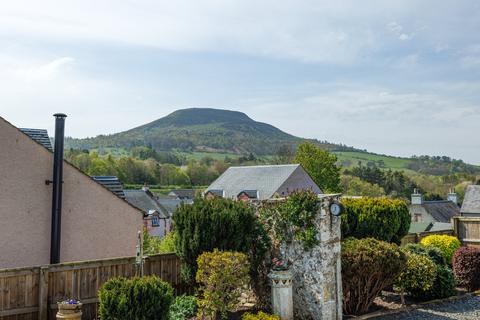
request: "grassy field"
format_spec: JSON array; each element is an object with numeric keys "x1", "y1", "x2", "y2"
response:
[{"x1": 333, "y1": 151, "x2": 413, "y2": 171}]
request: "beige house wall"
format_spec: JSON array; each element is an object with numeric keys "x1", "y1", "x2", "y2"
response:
[{"x1": 0, "y1": 117, "x2": 143, "y2": 269}]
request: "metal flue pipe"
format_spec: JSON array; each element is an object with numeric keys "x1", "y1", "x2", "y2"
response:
[{"x1": 50, "y1": 113, "x2": 67, "y2": 264}]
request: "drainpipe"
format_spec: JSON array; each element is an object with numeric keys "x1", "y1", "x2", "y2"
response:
[{"x1": 50, "y1": 113, "x2": 67, "y2": 264}]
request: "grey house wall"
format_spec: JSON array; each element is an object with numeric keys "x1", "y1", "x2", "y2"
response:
[
  {"x1": 0, "y1": 118, "x2": 143, "y2": 269},
  {"x1": 276, "y1": 165, "x2": 322, "y2": 196}
]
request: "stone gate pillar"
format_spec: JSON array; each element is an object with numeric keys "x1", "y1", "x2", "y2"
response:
[{"x1": 280, "y1": 194, "x2": 342, "y2": 320}]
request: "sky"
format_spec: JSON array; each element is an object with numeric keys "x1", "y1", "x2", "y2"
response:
[{"x1": 1, "y1": 1, "x2": 480, "y2": 164}]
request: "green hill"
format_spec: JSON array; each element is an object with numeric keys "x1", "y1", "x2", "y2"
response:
[
  {"x1": 65, "y1": 108, "x2": 480, "y2": 176},
  {"x1": 65, "y1": 108, "x2": 355, "y2": 155}
]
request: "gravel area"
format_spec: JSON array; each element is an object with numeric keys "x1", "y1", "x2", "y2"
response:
[{"x1": 371, "y1": 295, "x2": 480, "y2": 319}]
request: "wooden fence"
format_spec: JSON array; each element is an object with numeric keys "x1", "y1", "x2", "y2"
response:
[
  {"x1": 0, "y1": 253, "x2": 186, "y2": 320},
  {"x1": 453, "y1": 216, "x2": 480, "y2": 247},
  {"x1": 400, "y1": 229, "x2": 454, "y2": 246}
]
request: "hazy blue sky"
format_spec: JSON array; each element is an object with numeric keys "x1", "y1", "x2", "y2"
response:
[{"x1": 1, "y1": 1, "x2": 480, "y2": 163}]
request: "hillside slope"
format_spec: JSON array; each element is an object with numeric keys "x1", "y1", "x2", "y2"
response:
[{"x1": 65, "y1": 108, "x2": 354, "y2": 155}]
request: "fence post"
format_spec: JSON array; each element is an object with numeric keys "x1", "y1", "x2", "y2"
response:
[{"x1": 39, "y1": 266, "x2": 49, "y2": 320}]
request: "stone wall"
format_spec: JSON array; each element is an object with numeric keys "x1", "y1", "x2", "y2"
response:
[{"x1": 280, "y1": 195, "x2": 342, "y2": 320}]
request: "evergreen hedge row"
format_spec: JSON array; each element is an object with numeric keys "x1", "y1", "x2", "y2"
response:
[{"x1": 341, "y1": 197, "x2": 410, "y2": 244}]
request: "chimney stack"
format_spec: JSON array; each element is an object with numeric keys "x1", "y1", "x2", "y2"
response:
[
  {"x1": 411, "y1": 188, "x2": 423, "y2": 205},
  {"x1": 50, "y1": 113, "x2": 67, "y2": 264},
  {"x1": 447, "y1": 188, "x2": 458, "y2": 205}
]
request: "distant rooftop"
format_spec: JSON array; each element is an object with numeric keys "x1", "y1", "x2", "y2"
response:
[
  {"x1": 461, "y1": 185, "x2": 480, "y2": 214},
  {"x1": 206, "y1": 164, "x2": 320, "y2": 200},
  {"x1": 19, "y1": 128, "x2": 53, "y2": 151},
  {"x1": 91, "y1": 176, "x2": 125, "y2": 199},
  {"x1": 124, "y1": 190, "x2": 169, "y2": 218}
]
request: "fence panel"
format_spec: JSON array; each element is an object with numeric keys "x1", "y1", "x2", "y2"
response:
[
  {"x1": 0, "y1": 253, "x2": 184, "y2": 320},
  {"x1": 453, "y1": 217, "x2": 480, "y2": 247}
]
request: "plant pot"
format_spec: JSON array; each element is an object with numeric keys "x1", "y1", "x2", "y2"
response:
[
  {"x1": 268, "y1": 270, "x2": 293, "y2": 320},
  {"x1": 56, "y1": 302, "x2": 82, "y2": 320}
]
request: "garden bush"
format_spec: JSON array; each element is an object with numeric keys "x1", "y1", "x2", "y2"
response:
[
  {"x1": 342, "y1": 238, "x2": 407, "y2": 315},
  {"x1": 174, "y1": 197, "x2": 269, "y2": 283},
  {"x1": 404, "y1": 243, "x2": 446, "y2": 266},
  {"x1": 99, "y1": 276, "x2": 173, "y2": 320},
  {"x1": 144, "y1": 230, "x2": 177, "y2": 255},
  {"x1": 394, "y1": 252, "x2": 437, "y2": 301},
  {"x1": 404, "y1": 244, "x2": 456, "y2": 300},
  {"x1": 242, "y1": 311, "x2": 280, "y2": 320},
  {"x1": 420, "y1": 235, "x2": 461, "y2": 264},
  {"x1": 168, "y1": 295, "x2": 197, "y2": 320},
  {"x1": 453, "y1": 247, "x2": 480, "y2": 291},
  {"x1": 341, "y1": 197, "x2": 410, "y2": 244},
  {"x1": 410, "y1": 265, "x2": 456, "y2": 301},
  {"x1": 196, "y1": 249, "x2": 250, "y2": 320}
]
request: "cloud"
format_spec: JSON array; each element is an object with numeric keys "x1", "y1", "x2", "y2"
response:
[{"x1": 14, "y1": 57, "x2": 75, "y2": 82}]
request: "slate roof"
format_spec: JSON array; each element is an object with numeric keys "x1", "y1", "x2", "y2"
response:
[
  {"x1": 206, "y1": 164, "x2": 312, "y2": 200},
  {"x1": 422, "y1": 200, "x2": 460, "y2": 223},
  {"x1": 156, "y1": 197, "x2": 191, "y2": 215},
  {"x1": 461, "y1": 185, "x2": 480, "y2": 214},
  {"x1": 124, "y1": 190, "x2": 169, "y2": 218},
  {"x1": 91, "y1": 176, "x2": 125, "y2": 199},
  {"x1": 19, "y1": 128, "x2": 53, "y2": 151},
  {"x1": 168, "y1": 189, "x2": 196, "y2": 200}
]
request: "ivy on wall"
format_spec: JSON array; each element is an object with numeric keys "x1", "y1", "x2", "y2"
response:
[{"x1": 259, "y1": 190, "x2": 320, "y2": 250}]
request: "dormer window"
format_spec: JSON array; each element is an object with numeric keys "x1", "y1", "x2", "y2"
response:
[{"x1": 151, "y1": 217, "x2": 160, "y2": 227}]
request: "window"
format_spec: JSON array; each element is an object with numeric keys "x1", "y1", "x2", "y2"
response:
[
  {"x1": 151, "y1": 217, "x2": 160, "y2": 227},
  {"x1": 414, "y1": 213, "x2": 422, "y2": 222}
]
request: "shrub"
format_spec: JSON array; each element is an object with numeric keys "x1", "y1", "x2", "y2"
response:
[
  {"x1": 174, "y1": 197, "x2": 269, "y2": 283},
  {"x1": 394, "y1": 252, "x2": 437, "y2": 300},
  {"x1": 404, "y1": 244, "x2": 456, "y2": 300},
  {"x1": 99, "y1": 276, "x2": 174, "y2": 320},
  {"x1": 453, "y1": 247, "x2": 480, "y2": 291},
  {"x1": 168, "y1": 295, "x2": 197, "y2": 320},
  {"x1": 420, "y1": 235, "x2": 461, "y2": 264},
  {"x1": 196, "y1": 250, "x2": 250, "y2": 320},
  {"x1": 342, "y1": 238, "x2": 407, "y2": 315},
  {"x1": 404, "y1": 243, "x2": 446, "y2": 266},
  {"x1": 341, "y1": 197, "x2": 410, "y2": 244},
  {"x1": 158, "y1": 232, "x2": 177, "y2": 253},
  {"x1": 410, "y1": 265, "x2": 456, "y2": 301},
  {"x1": 242, "y1": 311, "x2": 280, "y2": 320}
]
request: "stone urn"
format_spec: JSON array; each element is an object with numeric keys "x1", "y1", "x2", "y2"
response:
[
  {"x1": 268, "y1": 270, "x2": 293, "y2": 320},
  {"x1": 56, "y1": 300, "x2": 82, "y2": 320}
]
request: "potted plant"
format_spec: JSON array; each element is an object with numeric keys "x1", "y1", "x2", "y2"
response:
[{"x1": 57, "y1": 299, "x2": 82, "y2": 320}]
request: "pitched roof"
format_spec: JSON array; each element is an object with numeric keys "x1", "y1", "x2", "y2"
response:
[
  {"x1": 206, "y1": 164, "x2": 312, "y2": 200},
  {"x1": 156, "y1": 197, "x2": 191, "y2": 215},
  {"x1": 461, "y1": 185, "x2": 480, "y2": 214},
  {"x1": 124, "y1": 190, "x2": 169, "y2": 218},
  {"x1": 19, "y1": 128, "x2": 53, "y2": 151},
  {"x1": 409, "y1": 222, "x2": 432, "y2": 233},
  {"x1": 91, "y1": 176, "x2": 125, "y2": 199},
  {"x1": 168, "y1": 189, "x2": 196, "y2": 199},
  {"x1": 422, "y1": 200, "x2": 460, "y2": 223}
]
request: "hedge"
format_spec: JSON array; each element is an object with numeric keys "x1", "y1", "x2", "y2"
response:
[{"x1": 341, "y1": 197, "x2": 410, "y2": 244}]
